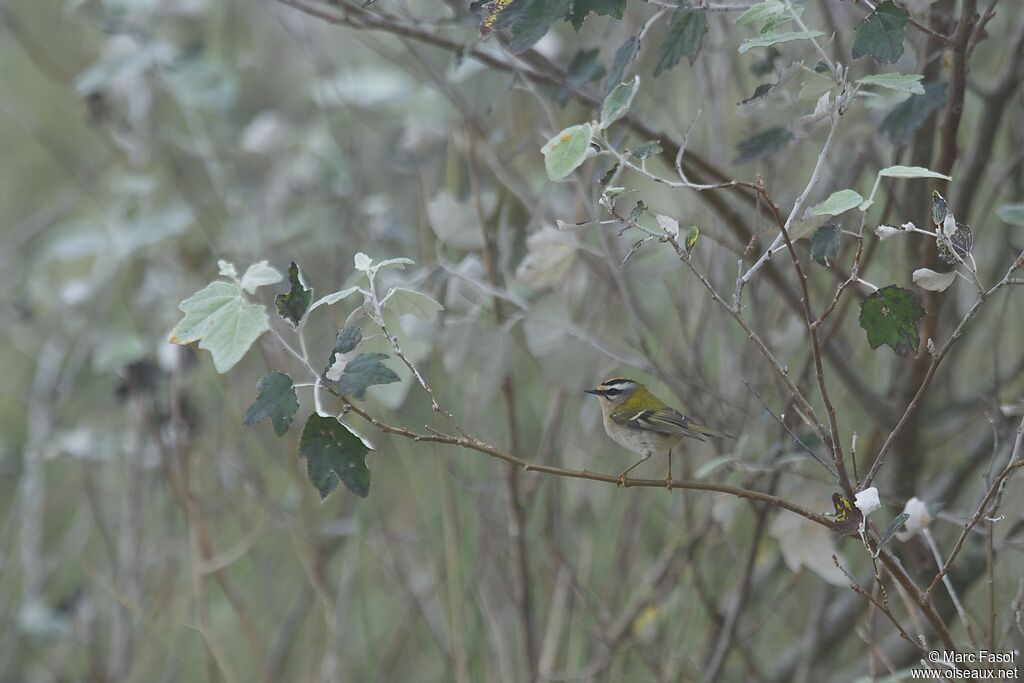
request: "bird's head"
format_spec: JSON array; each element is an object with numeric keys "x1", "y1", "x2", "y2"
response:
[{"x1": 584, "y1": 377, "x2": 641, "y2": 411}]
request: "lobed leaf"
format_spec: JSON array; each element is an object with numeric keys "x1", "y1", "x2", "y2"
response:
[
  {"x1": 169, "y1": 281, "x2": 270, "y2": 373},
  {"x1": 299, "y1": 414, "x2": 371, "y2": 499},
  {"x1": 275, "y1": 262, "x2": 312, "y2": 327},
  {"x1": 858, "y1": 285, "x2": 925, "y2": 357},
  {"x1": 852, "y1": 0, "x2": 908, "y2": 64},
  {"x1": 244, "y1": 371, "x2": 299, "y2": 436},
  {"x1": 654, "y1": 9, "x2": 707, "y2": 76}
]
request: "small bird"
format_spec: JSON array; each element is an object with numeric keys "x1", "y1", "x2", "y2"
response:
[{"x1": 585, "y1": 377, "x2": 729, "y2": 486}]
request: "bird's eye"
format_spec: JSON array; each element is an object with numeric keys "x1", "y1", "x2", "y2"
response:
[{"x1": 604, "y1": 389, "x2": 620, "y2": 396}]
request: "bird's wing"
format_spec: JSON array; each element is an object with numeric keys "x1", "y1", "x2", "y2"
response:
[{"x1": 611, "y1": 407, "x2": 716, "y2": 441}]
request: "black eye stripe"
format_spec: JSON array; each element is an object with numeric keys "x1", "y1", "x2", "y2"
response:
[{"x1": 603, "y1": 388, "x2": 622, "y2": 396}]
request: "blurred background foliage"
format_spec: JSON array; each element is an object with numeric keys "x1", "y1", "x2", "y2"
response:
[{"x1": 1, "y1": 0, "x2": 1023, "y2": 681}]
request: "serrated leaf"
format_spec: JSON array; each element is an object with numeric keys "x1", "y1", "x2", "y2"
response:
[
  {"x1": 299, "y1": 414, "x2": 371, "y2": 499},
  {"x1": 631, "y1": 140, "x2": 663, "y2": 160},
  {"x1": 330, "y1": 352, "x2": 400, "y2": 400},
  {"x1": 654, "y1": 9, "x2": 707, "y2": 76},
  {"x1": 600, "y1": 75, "x2": 640, "y2": 129},
  {"x1": 856, "y1": 72, "x2": 924, "y2": 95},
  {"x1": 739, "y1": 29, "x2": 824, "y2": 54},
  {"x1": 495, "y1": 0, "x2": 571, "y2": 53},
  {"x1": 733, "y1": 127, "x2": 793, "y2": 164},
  {"x1": 275, "y1": 261, "x2": 312, "y2": 327},
  {"x1": 878, "y1": 165, "x2": 951, "y2": 180},
  {"x1": 858, "y1": 285, "x2": 924, "y2": 356},
  {"x1": 996, "y1": 203, "x2": 1024, "y2": 227},
  {"x1": 810, "y1": 224, "x2": 840, "y2": 267},
  {"x1": 541, "y1": 124, "x2": 593, "y2": 181},
  {"x1": 932, "y1": 191, "x2": 949, "y2": 226},
  {"x1": 852, "y1": 0, "x2": 908, "y2": 64},
  {"x1": 811, "y1": 189, "x2": 865, "y2": 217},
  {"x1": 566, "y1": 0, "x2": 626, "y2": 30},
  {"x1": 604, "y1": 35, "x2": 640, "y2": 93},
  {"x1": 309, "y1": 286, "x2": 361, "y2": 313},
  {"x1": 381, "y1": 287, "x2": 444, "y2": 322},
  {"x1": 556, "y1": 49, "x2": 605, "y2": 106},
  {"x1": 877, "y1": 512, "x2": 910, "y2": 550},
  {"x1": 881, "y1": 81, "x2": 947, "y2": 142},
  {"x1": 244, "y1": 371, "x2": 299, "y2": 436},
  {"x1": 239, "y1": 261, "x2": 283, "y2": 294},
  {"x1": 912, "y1": 268, "x2": 956, "y2": 292},
  {"x1": 169, "y1": 281, "x2": 270, "y2": 373}
]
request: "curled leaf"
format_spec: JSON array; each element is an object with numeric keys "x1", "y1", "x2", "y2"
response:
[{"x1": 912, "y1": 268, "x2": 956, "y2": 292}]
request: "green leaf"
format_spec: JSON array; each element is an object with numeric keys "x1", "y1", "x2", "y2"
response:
[
  {"x1": 810, "y1": 224, "x2": 840, "y2": 267},
  {"x1": 852, "y1": 0, "x2": 908, "y2": 64},
  {"x1": 566, "y1": 0, "x2": 626, "y2": 31},
  {"x1": 239, "y1": 261, "x2": 283, "y2": 294},
  {"x1": 856, "y1": 72, "x2": 924, "y2": 95},
  {"x1": 381, "y1": 287, "x2": 444, "y2": 321},
  {"x1": 811, "y1": 189, "x2": 865, "y2": 217},
  {"x1": 733, "y1": 127, "x2": 793, "y2": 164},
  {"x1": 877, "y1": 512, "x2": 910, "y2": 550},
  {"x1": 654, "y1": 9, "x2": 708, "y2": 76},
  {"x1": 685, "y1": 225, "x2": 700, "y2": 254},
  {"x1": 309, "y1": 286, "x2": 361, "y2": 314},
  {"x1": 330, "y1": 352, "x2": 400, "y2": 400},
  {"x1": 739, "y1": 29, "x2": 824, "y2": 54},
  {"x1": 604, "y1": 35, "x2": 640, "y2": 93},
  {"x1": 931, "y1": 191, "x2": 949, "y2": 226},
  {"x1": 335, "y1": 325, "x2": 363, "y2": 355},
  {"x1": 630, "y1": 200, "x2": 648, "y2": 222},
  {"x1": 858, "y1": 285, "x2": 924, "y2": 356},
  {"x1": 880, "y1": 81, "x2": 947, "y2": 142},
  {"x1": 631, "y1": 139, "x2": 663, "y2": 160},
  {"x1": 556, "y1": 49, "x2": 605, "y2": 106},
  {"x1": 496, "y1": 0, "x2": 571, "y2": 53},
  {"x1": 599, "y1": 75, "x2": 640, "y2": 129},
  {"x1": 735, "y1": 0, "x2": 785, "y2": 27},
  {"x1": 298, "y1": 414, "x2": 371, "y2": 499},
  {"x1": 371, "y1": 257, "x2": 415, "y2": 274},
  {"x1": 878, "y1": 165, "x2": 950, "y2": 180},
  {"x1": 541, "y1": 124, "x2": 593, "y2": 180},
  {"x1": 169, "y1": 281, "x2": 270, "y2": 373},
  {"x1": 275, "y1": 261, "x2": 312, "y2": 327},
  {"x1": 324, "y1": 325, "x2": 363, "y2": 377},
  {"x1": 244, "y1": 371, "x2": 299, "y2": 436},
  {"x1": 996, "y1": 203, "x2": 1024, "y2": 227}
]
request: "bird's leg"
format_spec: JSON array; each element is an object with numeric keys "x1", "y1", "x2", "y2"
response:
[
  {"x1": 665, "y1": 449, "x2": 673, "y2": 491},
  {"x1": 617, "y1": 452, "x2": 651, "y2": 487}
]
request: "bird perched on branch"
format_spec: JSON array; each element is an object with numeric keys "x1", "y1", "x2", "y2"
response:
[{"x1": 585, "y1": 377, "x2": 730, "y2": 487}]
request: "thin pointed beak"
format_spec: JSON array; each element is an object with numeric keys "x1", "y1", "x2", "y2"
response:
[{"x1": 583, "y1": 388, "x2": 602, "y2": 396}]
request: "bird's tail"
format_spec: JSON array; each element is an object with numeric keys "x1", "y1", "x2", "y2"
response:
[{"x1": 689, "y1": 422, "x2": 735, "y2": 440}]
